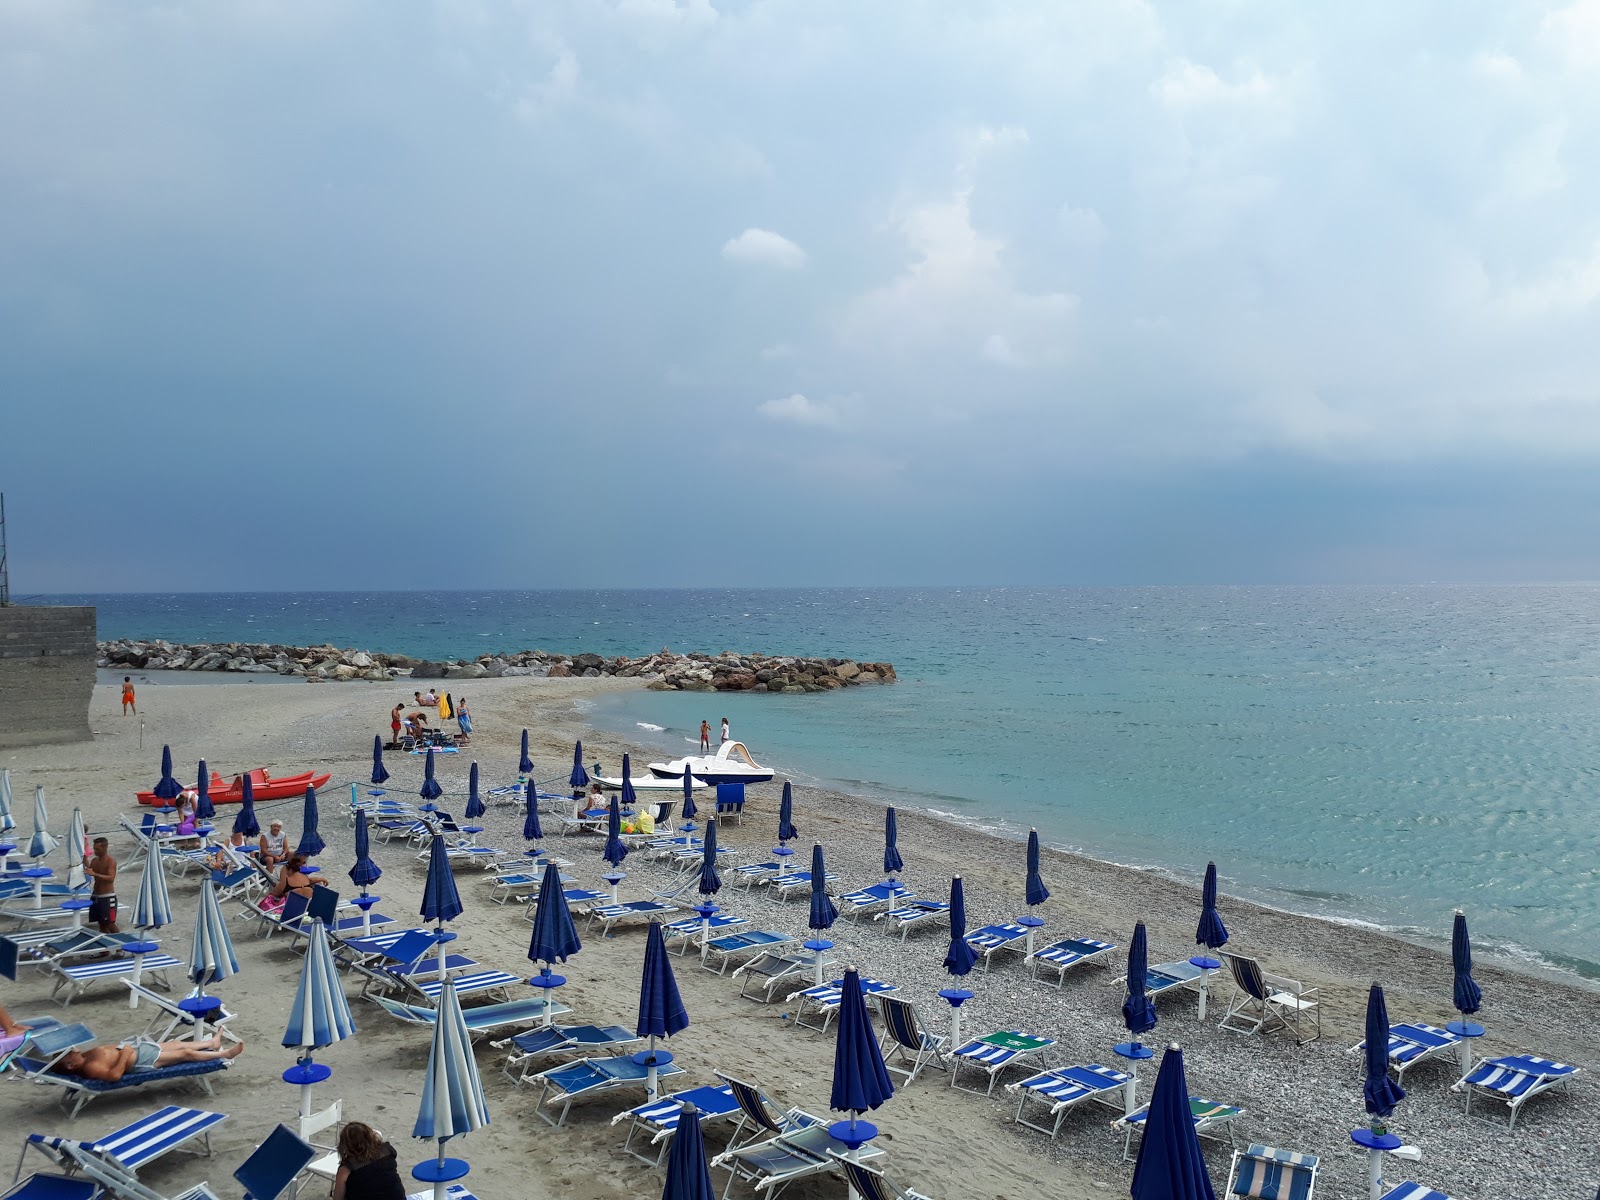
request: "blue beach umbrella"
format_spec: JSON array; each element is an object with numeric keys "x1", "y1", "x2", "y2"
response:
[
  {"x1": 413, "y1": 977, "x2": 490, "y2": 1200},
  {"x1": 283, "y1": 919, "x2": 357, "y2": 1055},
  {"x1": 661, "y1": 1100, "x2": 717, "y2": 1200},
  {"x1": 1130, "y1": 1044, "x2": 1216, "y2": 1200},
  {"x1": 350, "y1": 810, "x2": 381, "y2": 891},
  {"x1": 371, "y1": 736, "x2": 390, "y2": 785},
  {"x1": 0, "y1": 768, "x2": 14, "y2": 832},
  {"x1": 528, "y1": 860, "x2": 581, "y2": 1027},
  {"x1": 1026, "y1": 829, "x2": 1050, "y2": 907},
  {"x1": 153, "y1": 745, "x2": 182, "y2": 801},
  {"x1": 1452, "y1": 909, "x2": 1483, "y2": 1017},
  {"x1": 132, "y1": 847, "x2": 172, "y2": 931},
  {"x1": 777, "y1": 781, "x2": 796, "y2": 842},
  {"x1": 233, "y1": 775, "x2": 260, "y2": 838},
  {"x1": 464, "y1": 763, "x2": 485, "y2": 820},
  {"x1": 569, "y1": 741, "x2": 589, "y2": 791},
  {"x1": 190, "y1": 879, "x2": 239, "y2": 990},
  {"x1": 636, "y1": 920, "x2": 689, "y2": 1100},
  {"x1": 698, "y1": 819, "x2": 721, "y2": 897},
  {"x1": 809, "y1": 844, "x2": 837, "y2": 932},
  {"x1": 420, "y1": 748, "x2": 443, "y2": 801},
  {"x1": 194, "y1": 761, "x2": 214, "y2": 820},
  {"x1": 296, "y1": 786, "x2": 325, "y2": 859},
  {"x1": 1196, "y1": 862, "x2": 1228, "y2": 952},
  {"x1": 883, "y1": 808, "x2": 904, "y2": 878},
  {"x1": 519, "y1": 729, "x2": 534, "y2": 775},
  {"x1": 28, "y1": 785, "x2": 58, "y2": 860},
  {"x1": 66, "y1": 808, "x2": 86, "y2": 889},
  {"x1": 829, "y1": 968, "x2": 894, "y2": 1140},
  {"x1": 943, "y1": 876, "x2": 978, "y2": 977},
  {"x1": 621, "y1": 754, "x2": 639, "y2": 811},
  {"x1": 1363, "y1": 983, "x2": 1406, "y2": 1119},
  {"x1": 1123, "y1": 921, "x2": 1158, "y2": 1042},
  {"x1": 603, "y1": 796, "x2": 629, "y2": 868},
  {"x1": 523, "y1": 781, "x2": 543, "y2": 844},
  {"x1": 421, "y1": 835, "x2": 464, "y2": 927},
  {"x1": 680, "y1": 767, "x2": 697, "y2": 824}
]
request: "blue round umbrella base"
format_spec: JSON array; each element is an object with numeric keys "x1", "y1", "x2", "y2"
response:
[
  {"x1": 60, "y1": 899, "x2": 92, "y2": 912},
  {"x1": 1189, "y1": 955, "x2": 1222, "y2": 970},
  {"x1": 938, "y1": 988, "x2": 974, "y2": 1006},
  {"x1": 179, "y1": 995, "x2": 221, "y2": 1017},
  {"x1": 527, "y1": 974, "x2": 567, "y2": 990},
  {"x1": 1017, "y1": 915, "x2": 1045, "y2": 928},
  {"x1": 803, "y1": 939, "x2": 834, "y2": 953},
  {"x1": 1349, "y1": 1129, "x2": 1402, "y2": 1152},
  {"x1": 411, "y1": 1160, "x2": 470, "y2": 1184},
  {"x1": 827, "y1": 1120, "x2": 878, "y2": 1150},
  {"x1": 282, "y1": 1062, "x2": 333, "y2": 1087},
  {"x1": 632, "y1": 1050, "x2": 675, "y2": 1068},
  {"x1": 1445, "y1": 1020, "x2": 1485, "y2": 1038},
  {"x1": 692, "y1": 904, "x2": 720, "y2": 918},
  {"x1": 352, "y1": 895, "x2": 381, "y2": 911},
  {"x1": 123, "y1": 940, "x2": 161, "y2": 956},
  {"x1": 22, "y1": 867, "x2": 51, "y2": 879},
  {"x1": 1113, "y1": 1041, "x2": 1155, "y2": 1061}
]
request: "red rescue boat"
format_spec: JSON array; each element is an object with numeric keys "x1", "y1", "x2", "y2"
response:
[{"x1": 136, "y1": 767, "x2": 331, "y2": 806}]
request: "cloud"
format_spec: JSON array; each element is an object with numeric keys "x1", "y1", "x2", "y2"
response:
[
  {"x1": 1153, "y1": 60, "x2": 1277, "y2": 108},
  {"x1": 721, "y1": 228, "x2": 807, "y2": 269},
  {"x1": 1543, "y1": 0, "x2": 1600, "y2": 67},
  {"x1": 757, "y1": 393, "x2": 840, "y2": 428},
  {"x1": 1058, "y1": 204, "x2": 1106, "y2": 248},
  {"x1": 759, "y1": 342, "x2": 796, "y2": 360}
]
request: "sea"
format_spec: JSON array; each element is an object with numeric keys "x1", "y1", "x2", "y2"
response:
[{"x1": 38, "y1": 585, "x2": 1600, "y2": 981}]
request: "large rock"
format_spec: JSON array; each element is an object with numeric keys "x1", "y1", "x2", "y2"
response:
[
  {"x1": 572, "y1": 653, "x2": 605, "y2": 670},
  {"x1": 349, "y1": 651, "x2": 374, "y2": 669},
  {"x1": 546, "y1": 664, "x2": 572, "y2": 678},
  {"x1": 446, "y1": 662, "x2": 487, "y2": 679},
  {"x1": 410, "y1": 661, "x2": 447, "y2": 679},
  {"x1": 832, "y1": 660, "x2": 861, "y2": 680}
]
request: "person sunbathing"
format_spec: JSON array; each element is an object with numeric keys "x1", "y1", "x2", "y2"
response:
[
  {"x1": 0, "y1": 1003, "x2": 34, "y2": 1057},
  {"x1": 52, "y1": 1033, "x2": 243, "y2": 1082}
]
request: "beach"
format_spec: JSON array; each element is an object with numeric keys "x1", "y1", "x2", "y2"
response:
[{"x1": 3, "y1": 675, "x2": 1595, "y2": 1200}]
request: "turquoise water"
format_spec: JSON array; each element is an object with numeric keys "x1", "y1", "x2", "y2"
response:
[{"x1": 46, "y1": 585, "x2": 1600, "y2": 975}]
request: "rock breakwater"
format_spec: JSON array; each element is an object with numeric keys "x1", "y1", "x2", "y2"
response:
[{"x1": 97, "y1": 640, "x2": 896, "y2": 693}]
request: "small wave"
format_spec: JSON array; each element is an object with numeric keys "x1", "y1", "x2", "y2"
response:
[{"x1": 636, "y1": 722, "x2": 666, "y2": 732}]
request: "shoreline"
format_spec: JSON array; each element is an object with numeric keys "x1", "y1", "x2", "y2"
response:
[{"x1": 5, "y1": 674, "x2": 1593, "y2": 1199}]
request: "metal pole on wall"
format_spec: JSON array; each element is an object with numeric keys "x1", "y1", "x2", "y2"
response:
[{"x1": 0, "y1": 492, "x2": 10, "y2": 607}]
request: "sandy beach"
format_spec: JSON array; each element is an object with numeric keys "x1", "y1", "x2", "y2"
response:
[{"x1": 3, "y1": 675, "x2": 1595, "y2": 1200}]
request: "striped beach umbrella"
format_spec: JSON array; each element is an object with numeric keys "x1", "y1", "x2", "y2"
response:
[
  {"x1": 283, "y1": 918, "x2": 357, "y2": 1116},
  {"x1": 153, "y1": 745, "x2": 182, "y2": 801},
  {"x1": 194, "y1": 761, "x2": 214, "y2": 820},
  {"x1": 132, "y1": 845, "x2": 173, "y2": 931},
  {"x1": 518, "y1": 730, "x2": 533, "y2": 776},
  {"x1": 66, "y1": 807, "x2": 87, "y2": 890},
  {"x1": 190, "y1": 879, "x2": 239, "y2": 989},
  {"x1": 233, "y1": 775, "x2": 260, "y2": 838},
  {"x1": 1025, "y1": 829, "x2": 1050, "y2": 907},
  {"x1": 296, "y1": 786, "x2": 326, "y2": 859},
  {"x1": 412, "y1": 978, "x2": 489, "y2": 1200},
  {"x1": 420, "y1": 749, "x2": 443, "y2": 801},
  {"x1": 371, "y1": 737, "x2": 390, "y2": 786},
  {"x1": 28, "y1": 785, "x2": 58, "y2": 860},
  {"x1": 0, "y1": 767, "x2": 14, "y2": 832},
  {"x1": 349, "y1": 810, "x2": 382, "y2": 891},
  {"x1": 464, "y1": 763, "x2": 485, "y2": 820}
]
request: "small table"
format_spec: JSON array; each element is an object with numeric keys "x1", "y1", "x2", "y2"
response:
[
  {"x1": 179, "y1": 994, "x2": 223, "y2": 1039},
  {"x1": 1018, "y1": 914, "x2": 1045, "y2": 956},
  {"x1": 123, "y1": 940, "x2": 161, "y2": 1009},
  {"x1": 632, "y1": 1048, "x2": 675, "y2": 1103},
  {"x1": 1113, "y1": 1040, "x2": 1155, "y2": 1114},
  {"x1": 21, "y1": 866, "x2": 52, "y2": 907},
  {"x1": 284, "y1": 1060, "x2": 334, "y2": 1119},
  {"x1": 603, "y1": 872, "x2": 627, "y2": 905},
  {"x1": 1445, "y1": 1019, "x2": 1485, "y2": 1074},
  {"x1": 60, "y1": 898, "x2": 93, "y2": 930},
  {"x1": 939, "y1": 988, "x2": 974, "y2": 1048},
  {"x1": 351, "y1": 894, "x2": 382, "y2": 937},
  {"x1": 1189, "y1": 955, "x2": 1223, "y2": 1020},
  {"x1": 803, "y1": 939, "x2": 834, "y2": 986},
  {"x1": 1350, "y1": 1127, "x2": 1402, "y2": 1198}
]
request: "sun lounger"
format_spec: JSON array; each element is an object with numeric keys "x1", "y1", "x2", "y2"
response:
[
  {"x1": 520, "y1": 887, "x2": 606, "y2": 923},
  {"x1": 1225, "y1": 1144, "x2": 1320, "y2": 1200},
  {"x1": 9, "y1": 1024, "x2": 230, "y2": 1118},
  {"x1": 1115, "y1": 959, "x2": 1205, "y2": 1013},
  {"x1": 949, "y1": 1030, "x2": 1057, "y2": 1096},
  {"x1": 764, "y1": 871, "x2": 836, "y2": 901},
  {"x1": 874, "y1": 900, "x2": 950, "y2": 942},
  {"x1": 711, "y1": 1111, "x2": 884, "y2": 1199},
  {"x1": 2, "y1": 930, "x2": 143, "y2": 976},
  {"x1": 50, "y1": 953, "x2": 184, "y2": 1007},
  {"x1": 589, "y1": 899, "x2": 680, "y2": 936},
  {"x1": 733, "y1": 950, "x2": 813, "y2": 1002},
  {"x1": 828, "y1": 1156, "x2": 935, "y2": 1200},
  {"x1": 1112, "y1": 1095, "x2": 1245, "y2": 1159},
  {"x1": 964, "y1": 923, "x2": 1031, "y2": 970},
  {"x1": 17, "y1": 1104, "x2": 227, "y2": 1178},
  {"x1": 785, "y1": 977, "x2": 897, "y2": 1033},
  {"x1": 498, "y1": 1024, "x2": 642, "y2": 1084},
  {"x1": 837, "y1": 882, "x2": 913, "y2": 920},
  {"x1": 527, "y1": 1054, "x2": 687, "y2": 1126},
  {"x1": 1026, "y1": 935, "x2": 1116, "y2": 987},
  {"x1": 207, "y1": 865, "x2": 263, "y2": 904},
  {"x1": 713, "y1": 1071, "x2": 821, "y2": 1154},
  {"x1": 1380, "y1": 1185, "x2": 1456, "y2": 1200},
  {"x1": 1349, "y1": 1022, "x2": 1463, "y2": 1084},
  {"x1": 124, "y1": 985, "x2": 238, "y2": 1040},
  {"x1": 369, "y1": 994, "x2": 571, "y2": 1040},
  {"x1": 611, "y1": 1083, "x2": 740, "y2": 1166},
  {"x1": 700, "y1": 930, "x2": 794, "y2": 976},
  {"x1": 731, "y1": 862, "x2": 782, "y2": 888},
  {"x1": 663, "y1": 912, "x2": 748, "y2": 956},
  {"x1": 1, "y1": 1169, "x2": 98, "y2": 1200},
  {"x1": 1218, "y1": 953, "x2": 1321, "y2": 1043},
  {"x1": 877, "y1": 996, "x2": 948, "y2": 1084},
  {"x1": 19, "y1": 1134, "x2": 230, "y2": 1200},
  {"x1": 1006, "y1": 1064, "x2": 1130, "y2": 1140},
  {"x1": 402, "y1": 969, "x2": 520, "y2": 1006},
  {"x1": 1451, "y1": 1053, "x2": 1579, "y2": 1128}
]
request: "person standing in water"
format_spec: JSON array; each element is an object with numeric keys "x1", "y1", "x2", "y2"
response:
[
  {"x1": 121, "y1": 677, "x2": 136, "y2": 715},
  {"x1": 720, "y1": 717, "x2": 730, "y2": 744},
  {"x1": 700, "y1": 720, "x2": 711, "y2": 752}
]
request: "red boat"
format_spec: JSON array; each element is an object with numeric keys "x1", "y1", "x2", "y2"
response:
[{"x1": 136, "y1": 768, "x2": 332, "y2": 807}]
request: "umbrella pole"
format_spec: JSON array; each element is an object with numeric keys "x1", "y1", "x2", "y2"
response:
[
  {"x1": 434, "y1": 1141, "x2": 448, "y2": 1200},
  {"x1": 1366, "y1": 1147, "x2": 1383, "y2": 1200},
  {"x1": 645, "y1": 1035, "x2": 659, "y2": 1103}
]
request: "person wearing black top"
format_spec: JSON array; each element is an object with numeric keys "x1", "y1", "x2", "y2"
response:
[{"x1": 332, "y1": 1123, "x2": 405, "y2": 1200}]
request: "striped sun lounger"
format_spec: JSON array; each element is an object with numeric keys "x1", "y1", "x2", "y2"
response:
[
  {"x1": 589, "y1": 900, "x2": 680, "y2": 936},
  {"x1": 499, "y1": 1024, "x2": 642, "y2": 1084},
  {"x1": 9, "y1": 1024, "x2": 231, "y2": 1118},
  {"x1": 1381, "y1": 1185, "x2": 1456, "y2": 1200},
  {"x1": 765, "y1": 871, "x2": 837, "y2": 901},
  {"x1": 1350, "y1": 1022, "x2": 1463, "y2": 1083},
  {"x1": 529, "y1": 1054, "x2": 687, "y2": 1126},
  {"x1": 734, "y1": 950, "x2": 814, "y2": 1003},
  {"x1": 1451, "y1": 1053, "x2": 1580, "y2": 1128},
  {"x1": 663, "y1": 912, "x2": 748, "y2": 955},
  {"x1": 784, "y1": 977, "x2": 897, "y2": 1033},
  {"x1": 1113, "y1": 1095, "x2": 1245, "y2": 1159},
  {"x1": 371, "y1": 995, "x2": 572, "y2": 1039},
  {"x1": 611, "y1": 1084, "x2": 740, "y2": 1165},
  {"x1": 403, "y1": 969, "x2": 521, "y2": 1005},
  {"x1": 1027, "y1": 936, "x2": 1117, "y2": 987},
  {"x1": 50, "y1": 953, "x2": 184, "y2": 1006},
  {"x1": 874, "y1": 900, "x2": 951, "y2": 942},
  {"x1": 964, "y1": 923, "x2": 1031, "y2": 970},
  {"x1": 522, "y1": 888, "x2": 607, "y2": 922},
  {"x1": 701, "y1": 930, "x2": 794, "y2": 975},
  {"x1": 1225, "y1": 1144, "x2": 1320, "y2": 1200},
  {"x1": 949, "y1": 1030, "x2": 1057, "y2": 1096},
  {"x1": 1006, "y1": 1064, "x2": 1130, "y2": 1140},
  {"x1": 20, "y1": 1104, "x2": 228, "y2": 1177},
  {"x1": 836, "y1": 883, "x2": 913, "y2": 919},
  {"x1": 731, "y1": 862, "x2": 782, "y2": 888}
]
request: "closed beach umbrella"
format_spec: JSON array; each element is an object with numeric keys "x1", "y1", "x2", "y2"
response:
[
  {"x1": 1130, "y1": 1044, "x2": 1216, "y2": 1200},
  {"x1": 371, "y1": 737, "x2": 390, "y2": 786},
  {"x1": 0, "y1": 768, "x2": 13, "y2": 832},
  {"x1": 943, "y1": 876, "x2": 978, "y2": 977},
  {"x1": 1026, "y1": 828, "x2": 1050, "y2": 907},
  {"x1": 621, "y1": 754, "x2": 638, "y2": 811},
  {"x1": 194, "y1": 761, "x2": 214, "y2": 820},
  {"x1": 519, "y1": 730, "x2": 534, "y2": 775},
  {"x1": 698, "y1": 818, "x2": 721, "y2": 897},
  {"x1": 190, "y1": 879, "x2": 239, "y2": 989},
  {"x1": 829, "y1": 968, "x2": 894, "y2": 1141},
  {"x1": 421, "y1": 835, "x2": 464, "y2": 928},
  {"x1": 1123, "y1": 921, "x2": 1158, "y2": 1042},
  {"x1": 883, "y1": 808, "x2": 904, "y2": 879},
  {"x1": 464, "y1": 763, "x2": 485, "y2": 820},
  {"x1": 523, "y1": 781, "x2": 543, "y2": 844},
  {"x1": 680, "y1": 767, "x2": 697, "y2": 823},
  {"x1": 283, "y1": 919, "x2": 357, "y2": 1054},
  {"x1": 28, "y1": 785, "x2": 58, "y2": 860},
  {"x1": 420, "y1": 748, "x2": 443, "y2": 801},
  {"x1": 569, "y1": 741, "x2": 589, "y2": 791},
  {"x1": 67, "y1": 807, "x2": 87, "y2": 889},
  {"x1": 349, "y1": 810, "x2": 381, "y2": 892},
  {"x1": 1363, "y1": 983, "x2": 1406, "y2": 1119},
  {"x1": 809, "y1": 844, "x2": 837, "y2": 932},
  {"x1": 132, "y1": 847, "x2": 172, "y2": 931},
  {"x1": 603, "y1": 796, "x2": 629, "y2": 868},
  {"x1": 1196, "y1": 862, "x2": 1228, "y2": 951},
  {"x1": 153, "y1": 745, "x2": 182, "y2": 801},
  {"x1": 636, "y1": 920, "x2": 689, "y2": 1101},
  {"x1": 413, "y1": 977, "x2": 489, "y2": 1200},
  {"x1": 1452, "y1": 909, "x2": 1483, "y2": 1017},
  {"x1": 233, "y1": 775, "x2": 260, "y2": 838},
  {"x1": 661, "y1": 1100, "x2": 717, "y2": 1200},
  {"x1": 777, "y1": 781, "x2": 796, "y2": 842},
  {"x1": 296, "y1": 786, "x2": 325, "y2": 859},
  {"x1": 528, "y1": 858, "x2": 581, "y2": 1026}
]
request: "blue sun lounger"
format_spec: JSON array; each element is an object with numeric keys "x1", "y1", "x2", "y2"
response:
[
  {"x1": 733, "y1": 949, "x2": 815, "y2": 1003},
  {"x1": 764, "y1": 871, "x2": 836, "y2": 901},
  {"x1": 949, "y1": 1030, "x2": 1057, "y2": 1096},
  {"x1": 731, "y1": 862, "x2": 782, "y2": 888},
  {"x1": 18, "y1": 1104, "x2": 228, "y2": 1178},
  {"x1": 612, "y1": 1083, "x2": 740, "y2": 1166},
  {"x1": 663, "y1": 912, "x2": 748, "y2": 956},
  {"x1": 877, "y1": 996, "x2": 948, "y2": 1084},
  {"x1": 874, "y1": 900, "x2": 950, "y2": 942},
  {"x1": 49, "y1": 953, "x2": 185, "y2": 1007},
  {"x1": 829, "y1": 1158, "x2": 935, "y2": 1200},
  {"x1": 1026, "y1": 936, "x2": 1117, "y2": 987},
  {"x1": 1112, "y1": 1094, "x2": 1246, "y2": 1159},
  {"x1": 499, "y1": 1024, "x2": 642, "y2": 1084},
  {"x1": 964, "y1": 923, "x2": 1031, "y2": 970},
  {"x1": 521, "y1": 888, "x2": 606, "y2": 923},
  {"x1": 700, "y1": 930, "x2": 795, "y2": 975},
  {"x1": 837, "y1": 882, "x2": 913, "y2": 920},
  {"x1": 784, "y1": 977, "x2": 897, "y2": 1033},
  {"x1": 1380, "y1": 1185, "x2": 1456, "y2": 1200},
  {"x1": 1225, "y1": 1145, "x2": 1320, "y2": 1200},
  {"x1": 2, "y1": 930, "x2": 144, "y2": 977},
  {"x1": 589, "y1": 899, "x2": 680, "y2": 936},
  {"x1": 1349, "y1": 1022, "x2": 1463, "y2": 1084},
  {"x1": 710, "y1": 1076, "x2": 884, "y2": 1199},
  {"x1": 528, "y1": 1055, "x2": 687, "y2": 1126},
  {"x1": 9, "y1": 1024, "x2": 231, "y2": 1118},
  {"x1": 370, "y1": 994, "x2": 572, "y2": 1040},
  {"x1": 1006, "y1": 1064, "x2": 1130, "y2": 1141},
  {"x1": 1451, "y1": 1053, "x2": 1579, "y2": 1128}
]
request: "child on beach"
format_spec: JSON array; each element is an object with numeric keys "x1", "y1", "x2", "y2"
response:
[{"x1": 121, "y1": 677, "x2": 136, "y2": 715}]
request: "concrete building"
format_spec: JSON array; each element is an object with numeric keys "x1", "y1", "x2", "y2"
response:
[{"x1": 0, "y1": 605, "x2": 96, "y2": 748}]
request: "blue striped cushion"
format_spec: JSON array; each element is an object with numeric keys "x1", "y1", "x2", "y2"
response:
[{"x1": 1231, "y1": 1144, "x2": 1318, "y2": 1199}]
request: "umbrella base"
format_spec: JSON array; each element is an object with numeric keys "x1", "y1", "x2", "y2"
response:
[
  {"x1": 827, "y1": 1120, "x2": 878, "y2": 1150},
  {"x1": 411, "y1": 1160, "x2": 470, "y2": 1184}
]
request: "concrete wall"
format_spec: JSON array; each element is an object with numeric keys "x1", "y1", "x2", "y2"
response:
[{"x1": 0, "y1": 605, "x2": 96, "y2": 748}]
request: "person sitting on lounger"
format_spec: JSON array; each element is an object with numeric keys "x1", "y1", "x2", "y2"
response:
[
  {"x1": 259, "y1": 820, "x2": 290, "y2": 869},
  {"x1": 208, "y1": 830, "x2": 249, "y2": 872},
  {"x1": 52, "y1": 1032, "x2": 243, "y2": 1082},
  {"x1": 331, "y1": 1121, "x2": 405, "y2": 1200},
  {"x1": 0, "y1": 1004, "x2": 33, "y2": 1058},
  {"x1": 268, "y1": 854, "x2": 325, "y2": 904}
]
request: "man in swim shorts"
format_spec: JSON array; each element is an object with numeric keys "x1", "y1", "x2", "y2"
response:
[
  {"x1": 86, "y1": 837, "x2": 119, "y2": 934},
  {"x1": 122, "y1": 677, "x2": 136, "y2": 715},
  {"x1": 53, "y1": 1032, "x2": 243, "y2": 1082},
  {"x1": 700, "y1": 720, "x2": 711, "y2": 752}
]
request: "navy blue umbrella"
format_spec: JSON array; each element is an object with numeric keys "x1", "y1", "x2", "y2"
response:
[
  {"x1": 420, "y1": 748, "x2": 443, "y2": 801},
  {"x1": 421, "y1": 834, "x2": 464, "y2": 927},
  {"x1": 569, "y1": 741, "x2": 589, "y2": 791},
  {"x1": 295, "y1": 786, "x2": 326, "y2": 858},
  {"x1": 1130, "y1": 1044, "x2": 1216, "y2": 1200},
  {"x1": 519, "y1": 730, "x2": 533, "y2": 775},
  {"x1": 698, "y1": 818, "x2": 721, "y2": 897},
  {"x1": 1452, "y1": 910, "x2": 1482, "y2": 1017},
  {"x1": 529, "y1": 860, "x2": 581, "y2": 966},
  {"x1": 777, "y1": 781, "x2": 797, "y2": 842},
  {"x1": 661, "y1": 1100, "x2": 717, "y2": 1200},
  {"x1": 1122, "y1": 921, "x2": 1158, "y2": 1040},
  {"x1": 621, "y1": 754, "x2": 638, "y2": 811},
  {"x1": 829, "y1": 968, "x2": 894, "y2": 1137},
  {"x1": 153, "y1": 745, "x2": 182, "y2": 801},
  {"x1": 809, "y1": 844, "x2": 837, "y2": 931},
  {"x1": 232, "y1": 775, "x2": 260, "y2": 838},
  {"x1": 371, "y1": 736, "x2": 390, "y2": 785},
  {"x1": 464, "y1": 763, "x2": 485, "y2": 819},
  {"x1": 194, "y1": 760, "x2": 214, "y2": 820},
  {"x1": 1196, "y1": 862, "x2": 1228, "y2": 951},
  {"x1": 349, "y1": 809, "x2": 381, "y2": 891},
  {"x1": 1025, "y1": 828, "x2": 1050, "y2": 907},
  {"x1": 523, "y1": 780, "x2": 543, "y2": 843},
  {"x1": 1363, "y1": 983, "x2": 1405, "y2": 1118},
  {"x1": 943, "y1": 876, "x2": 978, "y2": 977},
  {"x1": 603, "y1": 796, "x2": 629, "y2": 868},
  {"x1": 883, "y1": 808, "x2": 904, "y2": 878},
  {"x1": 680, "y1": 767, "x2": 697, "y2": 823},
  {"x1": 637, "y1": 921, "x2": 689, "y2": 1099}
]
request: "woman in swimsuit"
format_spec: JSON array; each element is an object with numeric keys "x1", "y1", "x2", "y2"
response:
[{"x1": 269, "y1": 854, "x2": 324, "y2": 901}]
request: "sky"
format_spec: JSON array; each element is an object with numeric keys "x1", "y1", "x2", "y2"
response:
[{"x1": 4, "y1": 0, "x2": 1600, "y2": 591}]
